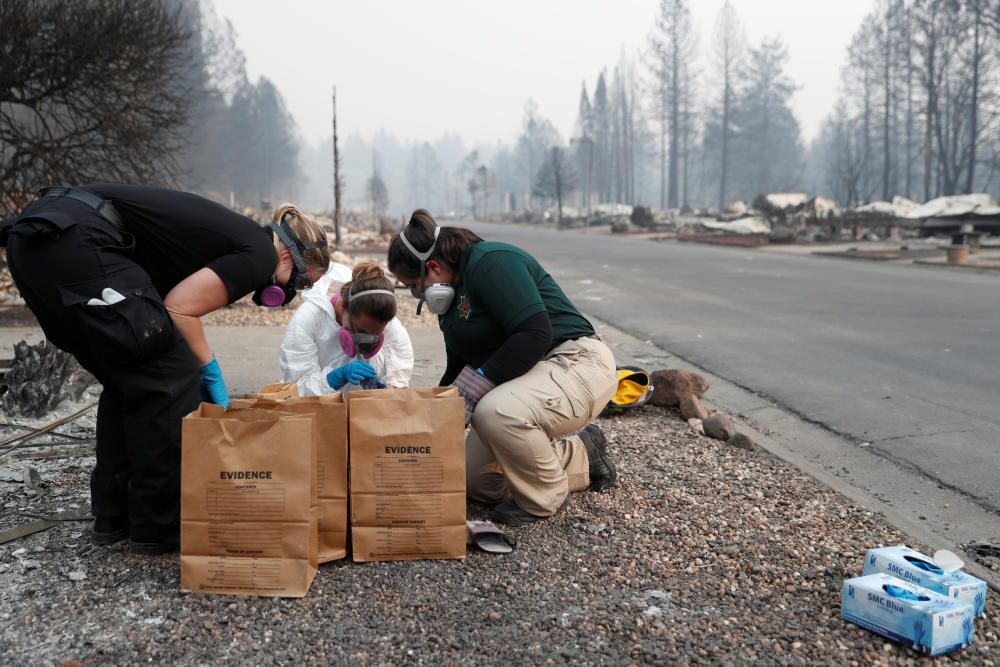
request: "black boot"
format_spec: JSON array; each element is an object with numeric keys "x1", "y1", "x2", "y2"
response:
[
  {"x1": 91, "y1": 516, "x2": 129, "y2": 546},
  {"x1": 129, "y1": 536, "x2": 180, "y2": 555},
  {"x1": 579, "y1": 424, "x2": 617, "y2": 492},
  {"x1": 491, "y1": 495, "x2": 571, "y2": 527}
]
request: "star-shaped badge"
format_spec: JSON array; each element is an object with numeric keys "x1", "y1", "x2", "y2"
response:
[{"x1": 457, "y1": 295, "x2": 472, "y2": 320}]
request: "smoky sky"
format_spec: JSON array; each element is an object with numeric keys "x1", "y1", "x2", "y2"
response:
[{"x1": 213, "y1": 0, "x2": 872, "y2": 148}]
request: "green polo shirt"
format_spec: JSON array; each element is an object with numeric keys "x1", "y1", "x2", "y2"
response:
[{"x1": 440, "y1": 241, "x2": 595, "y2": 370}]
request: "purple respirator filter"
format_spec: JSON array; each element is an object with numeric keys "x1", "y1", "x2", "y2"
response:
[{"x1": 258, "y1": 284, "x2": 288, "y2": 308}]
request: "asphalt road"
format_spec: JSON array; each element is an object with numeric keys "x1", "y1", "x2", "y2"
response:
[{"x1": 465, "y1": 222, "x2": 1000, "y2": 514}]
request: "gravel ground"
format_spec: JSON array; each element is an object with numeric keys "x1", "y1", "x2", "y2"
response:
[{"x1": 1, "y1": 404, "x2": 997, "y2": 665}]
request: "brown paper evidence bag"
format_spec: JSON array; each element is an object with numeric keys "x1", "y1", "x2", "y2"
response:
[
  {"x1": 180, "y1": 401, "x2": 320, "y2": 597},
  {"x1": 348, "y1": 386, "x2": 466, "y2": 562},
  {"x1": 180, "y1": 385, "x2": 465, "y2": 597}
]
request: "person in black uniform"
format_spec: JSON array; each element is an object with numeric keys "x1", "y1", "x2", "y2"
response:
[{"x1": 0, "y1": 187, "x2": 329, "y2": 552}]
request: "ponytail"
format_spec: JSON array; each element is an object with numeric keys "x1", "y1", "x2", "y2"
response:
[
  {"x1": 273, "y1": 204, "x2": 330, "y2": 276},
  {"x1": 387, "y1": 209, "x2": 483, "y2": 280}
]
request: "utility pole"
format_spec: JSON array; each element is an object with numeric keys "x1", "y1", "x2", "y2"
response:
[{"x1": 331, "y1": 86, "x2": 342, "y2": 246}]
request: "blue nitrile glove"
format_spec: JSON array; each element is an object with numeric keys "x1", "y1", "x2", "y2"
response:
[
  {"x1": 327, "y1": 360, "x2": 377, "y2": 390},
  {"x1": 199, "y1": 356, "x2": 230, "y2": 409},
  {"x1": 361, "y1": 375, "x2": 387, "y2": 390},
  {"x1": 451, "y1": 366, "x2": 496, "y2": 426},
  {"x1": 909, "y1": 559, "x2": 944, "y2": 574},
  {"x1": 885, "y1": 584, "x2": 928, "y2": 602}
]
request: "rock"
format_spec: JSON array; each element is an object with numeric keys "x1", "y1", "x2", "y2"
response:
[
  {"x1": 649, "y1": 370, "x2": 709, "y2": 407},
  {"x1": 24, "y1": 466, "x2": 42, "y2": 491},
  {"x1": 642, "y1": 606, "x2": 664, "y2": 620},
  {"x1": 687, "y1": 418, "x2": 704, "y2": 435},
  {"x1": 703, "y1": 415, "x2": 737, "y2": 441},
  {"x1": 769, "y1": 226, "x2": 798, "y2": 243},
  {"x1": 68, "y1": 570, "x2": 87, "y2": 582},
  {"x1": 630, "y1": 206, "x2": 654, "y2": 229},
  {"x1": 679, "y1": 394, "x2": 708, "y2": 421},
  {"x1": 727, "y1": 433, "x2": 756, "y2": 450}
]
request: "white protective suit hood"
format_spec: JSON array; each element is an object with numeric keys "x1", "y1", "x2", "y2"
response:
[{"x1": 279, "y1": 262, "x2": 414, "y2": 396}]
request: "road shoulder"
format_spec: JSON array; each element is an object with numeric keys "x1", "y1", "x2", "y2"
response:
[{"x1": 593, "y1": 315, "x2": 1000, "y2": 590}]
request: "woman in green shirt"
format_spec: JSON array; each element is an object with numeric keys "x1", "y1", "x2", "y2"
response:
[{"x1": 388, "y1": 209, "x2": 619, "y2": 526}]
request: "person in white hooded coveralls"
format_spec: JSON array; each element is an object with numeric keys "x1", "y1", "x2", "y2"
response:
[{"x1": 280, "y1": 261, "x2": 414, "y2": 395}]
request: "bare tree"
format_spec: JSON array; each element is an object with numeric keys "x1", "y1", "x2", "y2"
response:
[
  {"x1": 467, "y1": 164, "x2": 496, "y2": 219},
  {"x1": 332, "y1": 86, "x2": 342, "y2": 245},
  {"x1": 651, "y1": 0, "x2": 696, "y2": 209},
  {"x1": 903, "y1": 1, "x2": 916, "y2": 198},
  {"x1": 853, "y1": 22, "x2": 878, "y2": 202},
  {"x1": 592, "y1": 73, "x2": 611, "y2": 202},
  {"x1": 680, "y1": 54, "x2": 699, "y2": 208},
  {"x1": 456, "y1": 150, "x2": 479, "y2": 215},
  {"x1": 0, "y1": 0, "x2": 192, "y2": 212},
  {"x1": 608, "y1": 58, "x2": 641, "y2": 204},
  {"x1": 198, "y1": 5, "x2": 248, "y2": 105},
  {"x1": 534, "y1": 147, "x2": 579, "y2": 226},
  {"x1": 820, "y1": 102, "x2": 865, "y2": 206},
  {"x1": 573, "y1": 83, "x2": 594, "y2": 209},
  {"x1": 918, "y1": 1, "x2": 994, "y2": 196},
  {"x1": 649, "y1": 47, "x2": 669, "y2": 209},
  {"x1": 516, "y1": 100, "x2": 560, "y2": 209},
  {"x1": 736, "y1": 37, "x2": 803, "y2": 196},
  {"x1": 408, "y1": 141, "x2": 442, "y2": 212},
  {"x1": 877, "y1": 2, "x2": 895, "y2": 200},
  {"x1": 367, "y1": 151, "x2": 389, "y2": 225},
  {"x1": 814, "y1": 0, "x2": 1000, "y2": 206},
  {"x1": 914, "y1": 0, "x2": 943, "y2": 200},
  {"x1": 713, "y1": 0, "x2": 745, "y2": 209},
  {"x1": 967, "y1": 0, "x2": 984, "y2": 193}
]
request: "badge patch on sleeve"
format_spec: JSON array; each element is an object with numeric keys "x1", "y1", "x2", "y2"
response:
[{"x1": 457, "y1": 295, "x2": 472, "y2": 320}]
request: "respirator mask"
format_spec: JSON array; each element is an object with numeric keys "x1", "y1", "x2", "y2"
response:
[
  {"x1": 399, "y1": 225, "x2": 455, "y2": 315},
  {"x1": 329, "y1": 290, "x2": 394, "y2": 359},
  {"x1": 252, "y1": 218, "x2": 325, "y2": 308}
]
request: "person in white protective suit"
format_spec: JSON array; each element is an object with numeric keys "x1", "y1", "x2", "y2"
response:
[{"x1": 280, "y1": 261, "x2": 413, "y2": 396}]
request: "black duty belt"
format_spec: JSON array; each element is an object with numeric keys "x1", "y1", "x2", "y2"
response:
[{"x1": 38, "y1": 186, "x2": 125, "y2": 233}]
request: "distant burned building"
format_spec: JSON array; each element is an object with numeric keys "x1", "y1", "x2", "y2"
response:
[{"x1": 903, "y1": 194, "x2": 1000, "y2": 236}]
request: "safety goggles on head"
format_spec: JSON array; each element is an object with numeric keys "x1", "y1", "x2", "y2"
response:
[
  {"x1": 398, "y1": 225, "x2": 454, "y2": 315},
  {"x1": 253, "y1": 216, "x2": 326, "y2": 308}
]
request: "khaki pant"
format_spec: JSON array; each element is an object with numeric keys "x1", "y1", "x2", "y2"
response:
[{"x1": 467, "y1": 336, "x2": 618, "y2": 516}]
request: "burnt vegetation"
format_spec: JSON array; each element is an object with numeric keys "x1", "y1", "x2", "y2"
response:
[{"x1": 0, "y1": 0, "x2": 192, "y2": 209}]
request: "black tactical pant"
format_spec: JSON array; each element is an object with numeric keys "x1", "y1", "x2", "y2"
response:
[{"x1": 7, "y1": 197, "x2": 199, "y2": 542}]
